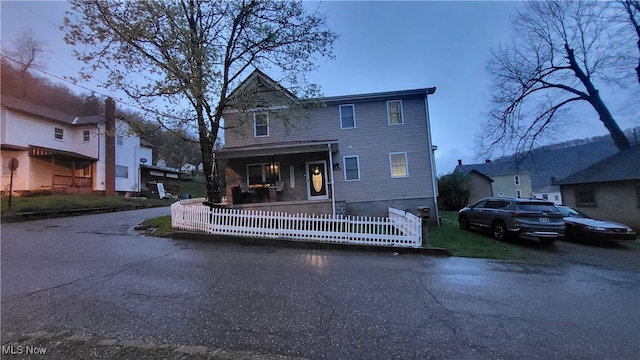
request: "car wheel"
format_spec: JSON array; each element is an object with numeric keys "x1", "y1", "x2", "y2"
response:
[
  {"x1": 459, "y1": 216, "x2": 470, "y2": 230},
  {"x1": 565, "y1": 227, "x2": 576, "y2": 242},
  {"x1": 492, "y1": 222, "x2": 507, "y2": 242}
]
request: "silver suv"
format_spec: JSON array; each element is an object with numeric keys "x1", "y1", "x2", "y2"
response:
[{"x1": 458, "y1": 197, "x2": 565, "y2": 245}]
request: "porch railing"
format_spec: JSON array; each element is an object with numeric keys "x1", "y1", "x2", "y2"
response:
[
  {"x1": 54, "y1": 175, "x2": 92, "y2": 187},
  {"x1": 171, "y1": 200, "x2": 422, "y2": 248}
]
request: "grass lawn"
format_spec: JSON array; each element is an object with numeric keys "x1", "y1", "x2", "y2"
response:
[
  {"x1": 0, "y1": 194, "x2": 173, "y2": 222},
  {"x1": 429, "y1": 211, "x2": 532, "y2": 261},
  {"x1": 178, "y1": 177, "x2": 208, "y2": 198}
]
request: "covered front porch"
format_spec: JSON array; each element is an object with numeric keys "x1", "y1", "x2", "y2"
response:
[
  {"x1": 28, "y1": 145, "x2": 96, "y2": 193},
  {"x1": 217, "y1": 140, "x2": 339, "y2": 215}
]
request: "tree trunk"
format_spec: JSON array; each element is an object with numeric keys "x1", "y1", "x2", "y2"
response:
[{"x1": 565, "y1": 44, "x2": 631, "y2": 151}]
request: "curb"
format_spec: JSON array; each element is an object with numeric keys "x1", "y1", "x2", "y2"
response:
[{"x1": 170, "y1": 231, "x2": 451, "y2": 256}]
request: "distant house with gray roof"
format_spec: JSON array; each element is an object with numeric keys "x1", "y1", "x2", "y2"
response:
[
  {"x1": 456, "y1": 139, "x2": 620, "y2": 205},
  {"x1": 557, "y1": 145, "x2": 640, "y2": 229}
]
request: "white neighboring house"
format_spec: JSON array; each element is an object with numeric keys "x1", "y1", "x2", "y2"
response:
[
  {"x1": 1, "y1": 95, "x2": 152, "y2": 195},
  {"x1": 181, "y1": 163, "x2": 196, "y2": 173}
]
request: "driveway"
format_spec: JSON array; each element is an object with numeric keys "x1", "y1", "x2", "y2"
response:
[{"x1": 2, "y1": 208, "x2": 639, "y2": 359}]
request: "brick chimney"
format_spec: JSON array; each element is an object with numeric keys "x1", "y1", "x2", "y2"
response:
[
  {"x1": 457, "y1": 159, "x2": 462, "y2": 166},
  {"x1": 104, "y1": 98, "x2": 116, "y2": 196}
]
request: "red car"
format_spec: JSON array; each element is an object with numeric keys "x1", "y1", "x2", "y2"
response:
[{"x1": 556, "y1": 206, "x2": 637, "y2": 243}]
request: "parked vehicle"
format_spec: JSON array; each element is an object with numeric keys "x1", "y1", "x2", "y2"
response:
[
  {"x1": 458, "y1": 197, "x2": 565, "y2": 245},
  {"x1": 556, "y1": 206, "x2": 637, "y2": 243}
]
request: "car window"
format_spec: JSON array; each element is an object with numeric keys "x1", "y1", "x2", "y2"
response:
[
  {"x1": 486, "y1": 200, "x2": 509, "y2": 209},
  {"x1": 558, "y1": 206, "x2": 586, "y2": 217},
  {"x1": 517, "y1": 203, "x2": 559, "y2": 213},
  {"x1": 472, "y1": 200, "x2": 488, "y2": 208}
]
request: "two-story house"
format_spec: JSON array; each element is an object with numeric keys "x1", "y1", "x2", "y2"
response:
[
  {"x1": 0, "y1": 95, "x2": 155, "y2": 195},
  {"x1": 217, "y1": 70, "x2": 439, "y2": 224}
]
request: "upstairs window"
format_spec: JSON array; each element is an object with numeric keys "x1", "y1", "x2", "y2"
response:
[
  {"x1": 54, "y1": 127, "x2": 64, "y2": 140},
  {"x1": 514, "y1": 175, "x2": 521, "y2": 186},
  {"x1": 254, "y1": 113, "x2": 269, "y2": 137},
  {"x1": 387, "y1": 100, "x2": 404, "y2": 125},
  {"x1": 389, "y1": 152, "x2": 408, "y2": 178},
  {"x1": 83, "y1": 130, "x2": 91, "y2": 142},
  {"x1": 340, "y1": 104, "x2": 356, "y2": 129},
  {"x1": 116, "y1": 135, "x2": 124, "y2": 146}
]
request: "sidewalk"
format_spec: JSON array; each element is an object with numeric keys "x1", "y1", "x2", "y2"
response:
[{"x1": 170, "y1": 231, "x2": 451, "y2": 256}]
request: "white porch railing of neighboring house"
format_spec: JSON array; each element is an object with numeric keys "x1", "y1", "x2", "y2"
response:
[{"x1": 171, "y1": 200, "x2": 422, "y2": 248}]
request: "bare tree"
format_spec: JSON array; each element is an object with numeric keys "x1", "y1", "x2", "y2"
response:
[
  {"x1": 619, "y1": 1, "x2": 640, "y2": 84},
  {"x1": 482, "y1": 0, "x2": 634, "y2": 158},
  {"x1": 63, "y1": 0, "x2": 337, "y2": 202},
  {"x1": 2, "y1": 30, "x2": 49, "y2": 77}
]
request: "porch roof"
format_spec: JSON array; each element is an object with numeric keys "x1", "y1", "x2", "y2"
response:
[
  {"x1": 216, "y1": 140, "x2": 339, "y2": 159},
  {"x1": 28, "y1": 145, "x2": 97, "y2": 162}
]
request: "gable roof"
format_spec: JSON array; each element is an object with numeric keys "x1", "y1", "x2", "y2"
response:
[
  {"x1": 227, "y1": 69, "x2": 436, "y2": 108},
  {"x1": 462, "y1": 168, "x2": 494, "y2": 183},
  {"x1": 1, "y1": 95, "x2": 106, "y2": 125},
  {"x1": 1, "y1": 95, "x2": 76, "y2": 124},
  {"x1": 556, "y1": 145, "x2": 640, "y2": 185},
  {"x1": 227, "y1": 68, "x2": 298, "y2": 103}
]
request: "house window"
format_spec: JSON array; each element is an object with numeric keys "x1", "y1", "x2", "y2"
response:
[
  {"x1": 339, "y1": 104, "x2": 356, "y2": 129},
  {"x1": 115, "y1": 165, "x2": 128, "y2": 178},
  {"x1": 555, "y1": 194, "x2": 560, "y2": 201},
  {"x1": 83, "y1": 130, "x2": 91, "y2": 142},
  {"x1": 576, "y1": 190, "x2": 596, "y2": 206},
  {"x1": 254, "y1": 113, "x2": 269, "y2": 137},
  {"x1": 542, "y1": 193, "x2": 548, "y2": 200},
  {"x1": 116, "y1": 135, "x2": 124, "y2": 146},
  {"x1": 516, "y1": 190, "x2": 522, "y2": 198},
  {"x1": 387, "y1": 100, "x2": 404, "y2": 125},
  {"x1": 514, "y1": 175, "x2": 520, "y2": 186},
  {"x1": 54, "y1": 127, "x2": 64, "y2": 140},
  {"x1": 343, "y1": 156, "x2": 360, "y2": 181},
  {"x1": 247, "y1": 162, "x2": 280, "y2": 186},
  {"x1": 389, "y1": 152, "x2": 408, "y2": 178}
]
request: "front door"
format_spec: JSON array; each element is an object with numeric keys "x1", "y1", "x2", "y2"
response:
[{"x1": 306, "y1": 161, "x2": 328, "y2": 200}]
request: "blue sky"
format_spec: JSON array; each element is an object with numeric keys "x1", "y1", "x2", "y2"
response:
[{"x1": 2, "y1": 1, "x2": 636, "y2": 173}]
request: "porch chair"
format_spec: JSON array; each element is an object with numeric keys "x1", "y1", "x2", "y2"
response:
[{"x1": 275, "y1": 181, "x2": 285, "y2": 192}]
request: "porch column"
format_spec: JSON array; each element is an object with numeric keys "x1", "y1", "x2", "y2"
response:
[
  {"x1": 72, "y1": 159, "x2": 76, "y2": 187},
  {"x1": 328, "y1": 144, "x2": 335, "y2": 216},
  {"x1": 50, "y1": 156, "x2": 55, "y2": 188}
]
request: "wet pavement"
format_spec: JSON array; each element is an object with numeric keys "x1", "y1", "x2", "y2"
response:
[{"x1": 2, "y1": 208, "x2": 639, "y2": 359}]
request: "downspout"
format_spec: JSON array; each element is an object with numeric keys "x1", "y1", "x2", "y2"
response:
[
  {"x1": 94, "y1": 124, "x2": 100, "y2": 191},
  {"x1": 328, "y1": 143, "x2": 336, "y2": 216},
  {"x1": 424, "y1": 92, "x2": 440, "y2": 226}
]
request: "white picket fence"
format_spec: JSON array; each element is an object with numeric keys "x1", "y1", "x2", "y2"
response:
[{"x1": 171, "y1": 200, "x2": 422, "y2": 248}]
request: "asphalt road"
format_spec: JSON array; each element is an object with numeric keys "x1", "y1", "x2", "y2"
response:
[{"x1": 2, "y1": 208, "x2": 639, "y2": 359}]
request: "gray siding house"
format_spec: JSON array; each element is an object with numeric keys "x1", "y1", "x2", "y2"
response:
[{"x1": 217, "y1": 70, "x2": 439, "y2": 224}]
